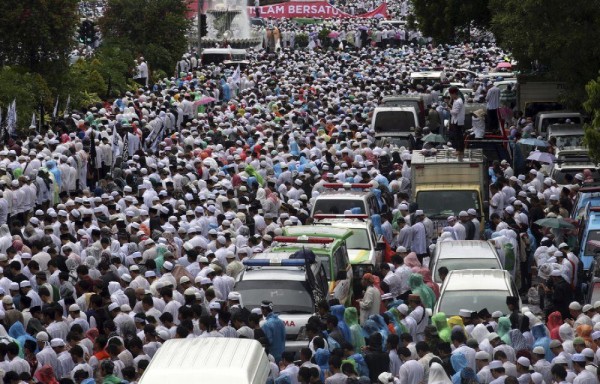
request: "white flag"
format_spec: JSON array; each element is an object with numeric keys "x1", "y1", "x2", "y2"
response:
[
  {"x1": 64, "y1": 95, "x2": 71, "y2": 117},
  {"x1": 232, "y1": 64, "x2": 241, "y2": 85},
  {"x1": 6, "y1": 100, "x2": 16, "y2": 137},
  {"x1": 53, "y1": 97, "x2": 59, "y2": 118},
  {"x1": 30, "y1": 113, "x2": 36, "y2": 129},
  {"x1": 111, "y1": 123, "x2": 120, "y2": 161}
]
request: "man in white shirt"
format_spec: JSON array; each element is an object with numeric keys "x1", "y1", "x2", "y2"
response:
[
  {"x1": 486, "y1": 83, "x2": 501, "y2": 132},
  {"x1": 448, "y1": 87, "x2": 466, "y2": 156}
]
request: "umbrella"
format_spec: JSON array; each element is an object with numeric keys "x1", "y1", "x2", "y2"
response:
[
  {"x1": 328, "y1": 31, "x2": 340, "y2": 38},
  {"x1": 519, "y1": 138, "x2": 548, "y2": 147},
  {"x1": 534, "y1": 217, "x2": 575, "y2": 229},
  {"x1": 423, "y1": 134, "x2": 446, "y2": 143},
  {"x1": 527, "y1": 151, "x2": 555, "y2": 164},
  {"x1": 194, "y1": 96, "x2": 216, "y2": 106},
  {"x1": 496, "y1": 62, "x2": 512, "y2": 70}
]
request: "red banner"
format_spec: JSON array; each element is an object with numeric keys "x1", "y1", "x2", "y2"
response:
[
  {"x1": 248, "y1": 1, "x2": 388, "y2": 19},
  {"x1": 187, "y1": 1, "x2": 388, "y2": 19}
]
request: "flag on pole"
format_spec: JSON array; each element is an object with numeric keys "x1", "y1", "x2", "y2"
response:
[
  {"x1": 122, "y1": 129, "x2": 129, "y2": 161},
  {"x1": 111, "y1": 123, "x2": 120, "y2": 169},
  {"x1": 88, "y1": 130, "x2": 98, "y2": 184},
  {"x1": 6, "y1": 100, "x2": 17, "y2": 139},
  {"x1": 232, "y1": 64, "x2": 241, "y2": 85},
  {"x1": 64, "y1": 95, "x2": 71, "y2": 117},
  {"x1": 52, "y1": 97, "x2": 59, "y2": 118},
  {"x1": 30, "y1": 113, "x2": 36, "y2": 131}
]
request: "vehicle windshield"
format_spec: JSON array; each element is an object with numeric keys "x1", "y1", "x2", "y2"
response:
[
  {"x1": 373, "y1": 111, "x2": 417, "y2": 132},
  {"x1": 417, "y1": 190, "x2": 480, "y2": 218},
  {"x1": 553, "y1": 135, "x2": 584, "y2": 149},
  {"x1": 434, "y1": 259, "x2": 500, "y2": 282},
  {"x1": 542, "y1": 117, "x2": 582, "y2": 133},
  {"x1": 376, "y1": 136, "x2": 411, "y2": 148},
  {"x1": 584, "y1": 230, "x2": 600, "y2": 256},
  {"x1": 553, "y1": 169, "x2": 599, "y2": 184},
  {"x1": 437, "y1": 290, "x2": 509, "y2": 316},
  {"x1": 313, "y1": 199, "x2": 366, "y2": 215},
  {"x1": 345, "y1": 228, "x2": 371, "y2": 250},
  {"x1": 202, "y1": 53, "x2": 230, "y2": 65},
  {"x1": 234, "y1": 280, "x2": 314, "y2": 314}
]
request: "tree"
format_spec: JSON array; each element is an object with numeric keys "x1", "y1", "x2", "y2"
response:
[
  {"x1": 100, "y1": 0, "x2": 191, "y2": 75},
  {"x1": 0, "y1": 68, "x2": 52, "y2": 131},
  {"x1": 490, "y1": 0, "x2": 600, "y2": 107},
  {"x1": 409, "y1": 0, "x2": 491, "y2": 43},
  {"x1": 583, "y1": 73, "x2": 600, "y2": 163},
  {"x1": 0, "y1": 0, "x2": 78, "y2": 75}
]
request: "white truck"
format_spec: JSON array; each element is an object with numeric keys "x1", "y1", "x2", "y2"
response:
[{"x1": 411, "y1": 149, "x2": 487, "y2": 239}]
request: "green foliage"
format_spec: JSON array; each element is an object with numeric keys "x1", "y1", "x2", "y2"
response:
[
  {"x1": 0, "y1": 68, "x2": 52, "y2": 130},
  {"x1": 490, "y1": 0, "x2": 600, "y2": 106},
  {"x1": 584, "y1": 73, "x2": 600, "y2": 163},
  {"x1": 409, "y1": 0, "x2": 490, "y2": 43},
  {"x1": 295, "y1": 33, "x2": 309, "y2": 48},
  {"x1": 100, "y1": 0, "x2": 191, "y2": 74},
  {"x1": 0, "y1": 0, "x2": 78, "y2": 74}
]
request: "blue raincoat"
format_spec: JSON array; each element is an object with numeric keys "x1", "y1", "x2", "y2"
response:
[{"x1": 261, "y1": 312, "x2": 286, "y2": 363}]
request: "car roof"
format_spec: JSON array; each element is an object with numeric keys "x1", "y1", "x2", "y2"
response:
[
  {"x1": 443, "y1": 269, "x2": 511, "y2": 291},
  {"x1": 283, "y1": 226, "x2": 352, "y2": 240},
  {"x1": 435, "y1": 240, "x2": 497, "y2": 259},
  {"x1": 318, "y1": 219, "x2": 372, "y2": 229},
  {"x1": 373, "y1": 106, "x2": 417, "y2": 113},
  {"x1": 139, "y1": 338, "x2": 269, "y2": 384},
  {"x1": 238, "y1": 252, "x2": 322, "y2": 281},
  {"x1": 316, "y1": 190, "x2": 373, "y2": 198}
]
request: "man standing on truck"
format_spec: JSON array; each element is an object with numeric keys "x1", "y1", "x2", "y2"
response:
[
  {"x1": 448, "y1": 87, "x2": 465, "y2": 157},
  {"x1": 486, "y1": 82, "x2": 501, "y2": 133}
]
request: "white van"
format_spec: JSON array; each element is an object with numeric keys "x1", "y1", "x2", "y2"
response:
[
  {"x1": 139, "y1": 338, "x2": 270, "y2": 384},
  {"x1": 371, "y1": 106, "x2": 420, "y2": 148},
  {"x1": 410, "y1": 71, "x2": 446, "y2": 86},
  {"x1": 534, "y1": 111, "x2": 582, "y2": 137},
  {"x1": 200, "y1": 48, "x2": 248, "y2": 66}
]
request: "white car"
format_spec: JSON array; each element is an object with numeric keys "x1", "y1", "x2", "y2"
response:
[
  {"x1": 434, "y1": 269, "x2": 520, "y2": 316},
  {"x1": 429, "y1": 240, "x2": 502, "y2": 285}
]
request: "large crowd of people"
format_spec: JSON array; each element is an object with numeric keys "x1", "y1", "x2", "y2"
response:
[{"x1": 0, "y1": 1, "x2": 595, "y2": 384}]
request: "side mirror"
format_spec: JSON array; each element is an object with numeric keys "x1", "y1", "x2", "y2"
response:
[
  {"x1": 483, "y1": 201, "x2": 489, "y2": 212},
  {"x1": 376, "y1": 242, "x2": 385, "y2": 251}
]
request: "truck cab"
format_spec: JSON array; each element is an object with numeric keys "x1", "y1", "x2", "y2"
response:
[
  {"x1": 234, "y1": 248, "x2": 329, "y2": 354},
  {"x1": 308, "y1": 216, "x2": 386, "y2": 299},
  {"x1": 535, "y1": 112, "x2": 582, "y2": 138},
  {"x1": 269, "y1": 234, "x2": 353, "y2": 297},
  {"x1": 547, "y1": 123, "x2": 585, "y2": 149},
  {"x1": 311, "y1": 183, "x2": 386, "y2": 217},
  {"x1": 411, "y1": 149, "x2": 486, "y2": 240},
  {"x1": 371, "y1": 106, "x2": 420, "y2": 149}
]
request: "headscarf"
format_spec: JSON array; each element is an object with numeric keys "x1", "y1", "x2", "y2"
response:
[
  {"x1": 428, "y1": 362, "x2": 452, "y2": 384},
  {"x1": 408, "y1": 273, "x2": 436, "y2": 309},
  {"x1": 344, "y1": 307, "x2": 365, "y2": 353},
  {"x1": 431, "y1": 313, "x2": 451, "y2": 343},
  {"x1": 34, "y1": 365, "x2": 59, "y2": 384},
  {"x1": 532, "y1": 323, "x2": 553, "y2": 360},
  {"x1": 546, "y1": 311, "x2": 563, "y2": 340},
  {"x1": 508, "y1": 329, "x2": 529, "y2": 353},
  {"x1": 331, "y1": 304, "x2": 351, "y2": 343},
  {"x1": 576, "y1": 324, "x2": 594, "y2": 350},
  {"x1": 404, "y1": 252, "x2": 421, "y2": 268},
  {"x1": 413, "y1": 267, "x2": 440, "y2": 299},
  {"x1": 450, "y1": 352, "x2": 468, "y2": 384},
  {"x1": 496, "y1": 317, "x2": 512, "y2": 345}
]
